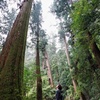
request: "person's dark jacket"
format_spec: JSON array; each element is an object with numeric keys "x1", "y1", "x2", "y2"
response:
[{"x1": 56, "y1": 89, "x2": 62, "y2": 100}]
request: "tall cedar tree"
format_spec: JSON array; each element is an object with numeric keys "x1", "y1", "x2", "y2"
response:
[
  {"x1": 30, "y1": 1, "x2": 42, "y2": 99},
  {"x1": 36, "y1": 30, "x2": 42, "y2": 100},
  {"x1": 0, "y1": 0, "x2": 33, "y2": 99},
  {"x1": 58, "y1": 24, "x2": 86, "y2": 99},
  {"x1": 63, "y1": 35, "x2": 87, "y2": 100}
]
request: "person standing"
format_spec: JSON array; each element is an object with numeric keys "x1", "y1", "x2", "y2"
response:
[{"x1": 56, "y1": 84, "x2": 63, "y2": 100}]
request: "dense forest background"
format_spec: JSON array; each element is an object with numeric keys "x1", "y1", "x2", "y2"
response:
[{"x1": 0, "y1": 0, "x2": 100, "y2": 100}]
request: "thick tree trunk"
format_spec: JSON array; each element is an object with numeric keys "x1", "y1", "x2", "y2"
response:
[
  {"x1": 45, "y1": 50, "x2": 54, "y2": 87},
  {"x1": 87, "y1": 31, "x2": 100, "y2": 68},
  {"x1": 0, "y1": 0, "x2": 33, "y2": 99},
  {"x1": 36, "y1": 34, "x2": 42, "y2": 100}
]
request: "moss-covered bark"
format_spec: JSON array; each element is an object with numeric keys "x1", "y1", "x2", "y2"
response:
[{"x1": 0, "y1": 0, "x2": 33, "y2": 99}]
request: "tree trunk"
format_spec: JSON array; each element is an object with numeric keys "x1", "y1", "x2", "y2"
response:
[
  {"x1": 87, "y1": 31, "x2": 100, "y2": 68},
  {"x1": 0, "y1": 0, "x2": 33, "y2": 99},
  {"x1": 45, "y1": 50, "x2": 54, "y2": 87},
  {"x1": 63, "y1": 36, "x2": 77, "y2": 91},
  {"x1": 36, "y1": 33, "x2": 42, "y2": 100},
  {"x1": 63, "y1": 35, "x2": 87, "y2": 100}
]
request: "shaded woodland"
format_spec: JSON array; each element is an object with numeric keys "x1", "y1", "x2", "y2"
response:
[{"x1": 0, "y1": 0, "x2": 100, "y2": 100}]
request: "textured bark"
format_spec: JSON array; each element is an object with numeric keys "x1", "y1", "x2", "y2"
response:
[
  {"x1": 45, "y1": 50, "x2": 54, "y2": 87},
  {"x1": 36, "y1": 33, "x2": 42, "y2": 100},
  {"x1": 63, "y1": 36, "x2": 87, "y2": 100},
  {"x1": 0, "y1": 0, "x2": 33, "y2": 99},
  {"x1": 63, "y1": 36, "x2": 77, "y2": 91},
  {"x1": 87, "y1": 31, "x2": 100, "y2": 68}
]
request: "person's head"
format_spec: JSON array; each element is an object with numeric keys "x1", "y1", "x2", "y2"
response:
[{"x1": 56, "y1": 84, "x2": 62, "y2": 90}]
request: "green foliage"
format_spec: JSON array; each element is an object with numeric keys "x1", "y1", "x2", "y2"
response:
[
  {"x1": 51, "y1": 0, "x2": 100, "y2": 99},
  {"x1": 29, "y1": 1, "x2": 46, "y2": 51},
  {"x1": 71, "y1": 0, "x2": 100, "y2": 38},
  {"x1": 30, "y1": 1, "x2": 42, "y2": 35},
  {"x1": 23, "y1": 62, "x2": 56, "y2": 100},
  {"x1": 43, "y1": 86, "x2": 55, "y2": 100},
  {"x1": 23, "y1": 62, "x2": 37, "y2": 100},
  {"x1": 51, "y1": 0, "x2": 75, "y2": 99},
  {"x1": 51, "y1": 0, "x2": 71, "y2": 18},
  {"x1": 42, "y1": 76, "x2": 55, "y2": 100},
  {"x1": 70, "y1": 0, "x2": 100, "y2": 99},
  {"x1": 39, "y1": 29, "x2": 48, "y2": 55},
  {"x1": 46, "y1": 38, "x2": 71, "y2": 99}
]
